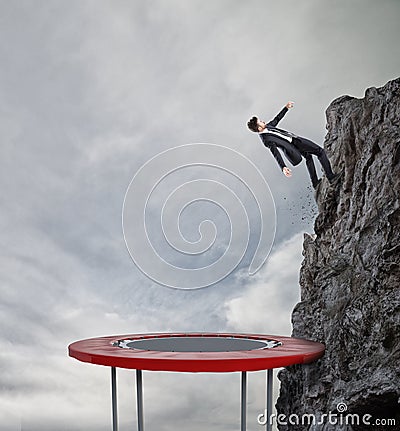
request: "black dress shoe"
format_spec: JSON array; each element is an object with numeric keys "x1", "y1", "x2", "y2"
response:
[
  {"x1": 313, "y1": 178, "x2": 322, "y2": 189},
  {"x1": 328, "y1": 171, "x2": 342, "y2": 185}
]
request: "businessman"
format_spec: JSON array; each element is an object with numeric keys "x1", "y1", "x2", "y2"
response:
[{"x1": 247, "y1": 101, "x2": 339, "y2": 189}]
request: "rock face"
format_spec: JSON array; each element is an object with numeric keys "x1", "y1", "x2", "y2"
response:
[{"x1": 276, "y1": 78, "x2": 400, "y2": 430}]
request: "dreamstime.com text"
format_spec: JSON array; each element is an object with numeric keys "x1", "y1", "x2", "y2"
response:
[{"x1": 257, "y1": 403, "x2": 396, "y2": 427}]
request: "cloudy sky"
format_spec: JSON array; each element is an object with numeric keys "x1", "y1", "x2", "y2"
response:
[{"x1": 1, "y1": 1, "x2": 399, "y2": 430}]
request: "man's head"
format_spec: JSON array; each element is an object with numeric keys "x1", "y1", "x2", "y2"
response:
[{"x1": 247, "y1": 116, "x2": 266, "y2": 133}]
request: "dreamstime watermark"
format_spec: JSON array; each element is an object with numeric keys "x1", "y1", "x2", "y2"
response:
[
  {"x1": 122, "y1": 143, "x2": 276, "y2": 290},
  {"x1": 257, "y1": 402, "x2": 397, "y2": 427}
]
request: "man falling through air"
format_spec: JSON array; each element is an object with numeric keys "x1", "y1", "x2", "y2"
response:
[{"x1": 247, "y1": 101, "x2": 340, "y2": 189}]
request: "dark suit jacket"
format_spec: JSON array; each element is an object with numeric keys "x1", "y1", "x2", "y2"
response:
[{"x1": 258, "y1": 107, "x2": 303, "y2": 169}]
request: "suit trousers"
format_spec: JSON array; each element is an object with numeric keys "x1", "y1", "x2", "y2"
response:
[{"x1": 293, "y1": 137, "x2": 335, "y2": 187}]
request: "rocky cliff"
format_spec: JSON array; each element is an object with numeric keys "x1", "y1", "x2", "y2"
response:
[{"x1": 276, "y1": 77, "x2": 400, "y2": 430}]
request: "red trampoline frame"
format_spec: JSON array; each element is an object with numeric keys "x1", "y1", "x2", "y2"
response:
[
  {"x1": 69, "y1": 332, "x2": 325, "y2": 431},
  {"x1": 69, "y1": 332, "x2": 325, "y2": 372}
]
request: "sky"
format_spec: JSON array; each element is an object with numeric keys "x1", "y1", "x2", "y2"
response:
[{"x1": 1, "y1": 0, "x2": 399, "y2": 430}]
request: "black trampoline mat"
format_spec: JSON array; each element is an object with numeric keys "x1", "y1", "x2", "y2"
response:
[{"x1": 117, "y1": 336, "x2": 280, "y2": 352}]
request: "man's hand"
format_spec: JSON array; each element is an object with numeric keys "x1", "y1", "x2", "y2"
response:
[
  {"x1": 286, "y1": 101, "x2": 294, "y2": 109},
  {"x1": 283, "y1": 167, "x2": 292, "y2": 177}
]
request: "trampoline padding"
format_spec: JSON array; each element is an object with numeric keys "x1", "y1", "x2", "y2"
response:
[{"x1": 69, "y1": 332, "x2": 325, "y2": 373}]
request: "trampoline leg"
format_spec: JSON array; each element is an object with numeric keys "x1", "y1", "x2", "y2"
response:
[
  {"x1": 266, "y1": 369, "x2": 273, "y2": 431},
  {"x1": 111, "y1": 367, "x2": 118, "y2": 431},
  {"x1": 241, "y1": 371, "x2": 247, "y2": 431},
  {"x1": 136, "y1": 369, "x2": 144, "y2": 431}
]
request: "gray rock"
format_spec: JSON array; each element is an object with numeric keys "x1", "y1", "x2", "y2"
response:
[{"x1": 276, "y1": 77, "x2": 400, "y2": 430}]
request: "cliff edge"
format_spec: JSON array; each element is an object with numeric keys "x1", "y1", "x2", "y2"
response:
[{"x1": 276, "y1": 77, "x2": 400, "y2": 430}]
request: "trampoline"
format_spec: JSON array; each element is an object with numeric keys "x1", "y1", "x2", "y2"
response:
[{"x1": 69, "y1": 332, "x2": 325, "y2": 431}]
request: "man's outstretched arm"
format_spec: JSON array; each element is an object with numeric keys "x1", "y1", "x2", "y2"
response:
[
  {"x1": 265, "y1": 142, "x2": 289, "y2": 174},
  {"x1": 267, "y1": 101, "x2": 294, "y2": 127},
  {"x1": 267, "y1": 143, "x2": 293, "y2": 178}
]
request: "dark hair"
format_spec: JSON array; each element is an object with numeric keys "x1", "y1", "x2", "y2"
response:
[{"x1": 247, "y1": 116, "x2": 259, "y2": 132}]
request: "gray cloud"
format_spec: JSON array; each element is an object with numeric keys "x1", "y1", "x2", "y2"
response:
[
  {"x1": 224, "y1": 232, "x2": 303, "y2": 335},
  {"x1": 1, "y1": 0, "x2": 399, "y2": 429}
]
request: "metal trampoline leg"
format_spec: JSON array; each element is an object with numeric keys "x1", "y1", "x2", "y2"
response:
[
  {"x1": 111, "y1": 367, "x2": 118, "y2": 431},
  {"x1": 266, "y1": 369, "x2": 273, "y2": 431},
  {"x1": 241, "y1": 371, "x2": 247, "y2": 431},
  {"x1": 136, "y1": 369, "x2": 144, "y2": 431}
]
